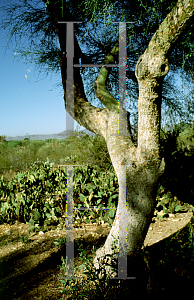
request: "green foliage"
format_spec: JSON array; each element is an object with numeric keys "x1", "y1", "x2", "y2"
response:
[
  {"x1": 0, "y1": 152, "x2": 190, "y2": 230},
  {"x1": 73, "y1": 164, "x2": 118, "y2": 225},
  {"x1": 160, "y1": 121, "x2": 194, "y2": 158},
  {"x1": 0, "y1": 158, "x2": 67, "y2": 230},
  {"x1": 0, "y1": 156, "x2": 119, "y2": 230},
  {"x1": 19, "y1": 235, "x2": 30, "y2": 243},
  {"x1": 158, "y1": 123, "x2": 194, "y2": 206},
  {"x1": 36, "y1": 140, "x2": 65, "y2": 162},
  {"x1": 160, "y1": 126, "x2": 182, "y2": 158},
  {"x1": 156, "y1": 189, "x2": 184, "y2": 216},
  {"x1": 63, "y1": 133, "x2": 112, "y2": 170},
  {"x1": 53, "y1": 237, "x2": 66, "y2": 248},
  {"x1": 0, "y1": 134, "x2": 112, "y2": 181},
  {"x1": 0, "y1": 139, "x2": 45, "y2": 178},
  {"x1": 0, "y1": 126, "x2": 193, "y2": 230},
  {"x1": 0, "y1": 135, "x2": 7, "y2": 143},
  {"x1": 58, "y1": 236, "x2": 124, "y2": 299},
  {"x1": 177, "y1": 122, "x2": 194, "y2": 156}
]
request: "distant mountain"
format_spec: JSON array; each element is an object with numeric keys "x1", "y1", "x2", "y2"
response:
[
  {"x1": 5, "y1": 128, "x2": 96, "y2": 141},
  {"x1": 58, "y1": 128, "x2": 96, "y2": 138}
]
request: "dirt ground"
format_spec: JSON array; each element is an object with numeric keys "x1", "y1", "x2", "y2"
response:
[{"x1": 0, "y1": 204, "x2": 194, "y2": 300}]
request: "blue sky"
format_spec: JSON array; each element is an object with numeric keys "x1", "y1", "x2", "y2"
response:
[
  {"x1": 0, "y1": 27, "x2": 86, "y2": 138},
  {"x1": 0, "y1": 1, "x2": 193, "y2": 139},
  {"x1": 0, "y1": 0, "x2": 87, "y2": 138},
  {"x1": 0, "y1": 44, "x2": 76, "y2": 138}
]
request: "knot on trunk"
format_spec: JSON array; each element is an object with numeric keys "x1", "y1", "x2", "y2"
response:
[{"x1": 135, "y1": 52, "x2": 169, "y2": 80}]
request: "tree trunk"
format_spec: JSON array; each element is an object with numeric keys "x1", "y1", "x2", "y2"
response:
[{"x1": 92, "y1": 107, "x2": 166, "y2": 281}]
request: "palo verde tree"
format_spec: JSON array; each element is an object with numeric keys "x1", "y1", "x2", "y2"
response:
[
  {"x1": 1, "y1": 0, "x2": 194, "y2": 292},
  {"x1": 69, "y1": 0, "x2": 194, "y2": 132}
]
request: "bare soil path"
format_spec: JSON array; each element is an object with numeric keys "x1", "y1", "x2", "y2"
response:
[{"x1": 0, "y1": 205, "x2": 194, "y2": 300}]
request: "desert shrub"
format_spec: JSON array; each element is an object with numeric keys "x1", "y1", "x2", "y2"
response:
[
  {"x1": 0, "y1": 136, "x2": 7, "y2": 143},
  {"x1": 73, "y1": 134, "x2": 111, "y2": 169},
  {"x1": 177, "y1": 123, "x2": 194, "y2": 156},
  {"x1": 36, "y1": 141, "x2": 68, "y2": 162}
]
